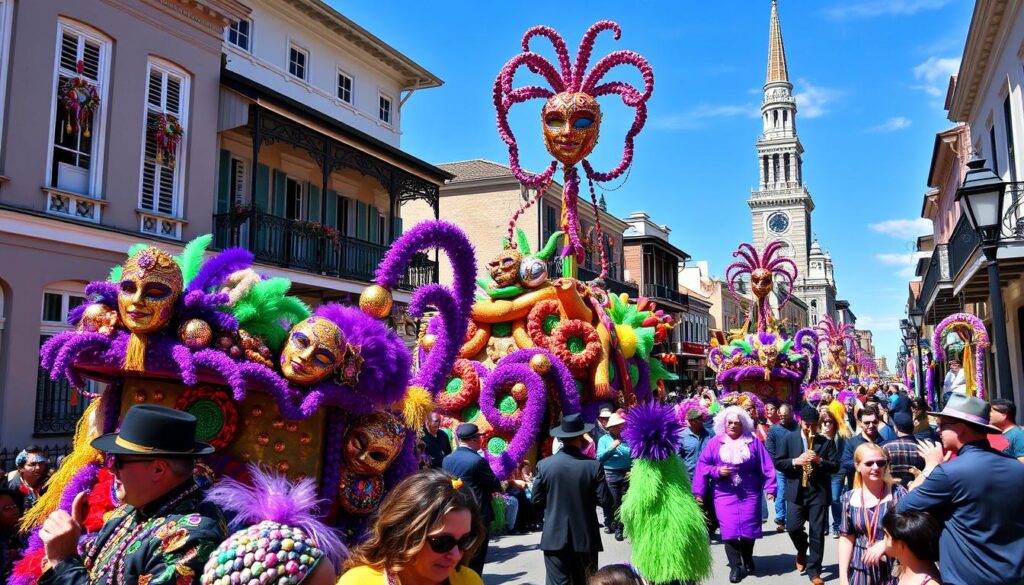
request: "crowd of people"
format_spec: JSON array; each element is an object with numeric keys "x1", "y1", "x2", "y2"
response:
[{"x1": 3, "y1": 383, "x2": 1024, "y2": 585}]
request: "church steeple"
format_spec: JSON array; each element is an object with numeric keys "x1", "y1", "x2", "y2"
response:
[{"x1": 766, "y1": 0, "x2": 790, "y2": 84}]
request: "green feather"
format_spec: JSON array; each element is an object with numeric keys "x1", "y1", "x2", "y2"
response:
[
  {"x1": 515, "y1": 228, "x2": 532, "y2": 255},
  {"x1": 174, "y1": 234, "x2": 212, "y2": 286},
  {"x1": 780, "y1": 340, "x2": 794, "y2": 354},
  {"x1": 233, "y1": 278, "x2": 310, "y2": 348},
  {"x1": 620, "y1": 456, "x2": 713, "y2": 583},
  {"x1": 649, "y1": 358, "x2": 678, "y2": 383},
  {"x1": 731, "y1": 339, "x2": 753, "y2": 355},
  {"x1": 108, "y1": 243, "x2": 150, "y2": 282},
  {"x1": 635, "y1": 327, "x2": 655, "y2": 360},
  {"x1": 536, "y1": 231, "x2": 563, "y2": 260}
]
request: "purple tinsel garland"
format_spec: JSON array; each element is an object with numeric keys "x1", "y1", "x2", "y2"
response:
[
  {"x1": 373, "y1": 221, "x2": 475, "y2": 397},
  {"x1": 932, "y1": 312, "x2": 990, "y2": 399},
  {"x1": 623, "y1": 402, "x2": 684, "y2": 461}
]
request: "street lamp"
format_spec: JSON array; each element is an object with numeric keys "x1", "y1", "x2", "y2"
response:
[
  {"x1": 909, "y1": 309, "x2": 925, "y2": 399},
  {"x1": 955, "y1": 158, "x2": 1013, "y2": 403}
]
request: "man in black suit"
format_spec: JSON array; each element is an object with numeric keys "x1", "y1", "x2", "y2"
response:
[
  {"x1": 532, "y1": 413, "x2": 612, "y2": 585},
  {"x1": 773, "y1": 405, "x2": 838, "y2": 585},
  {"x1": 442, "y1": 423, "x2": 501, "y2": 575},
  {"x1": 422, "y1": 411, "x2": 451, "y2": 468}
]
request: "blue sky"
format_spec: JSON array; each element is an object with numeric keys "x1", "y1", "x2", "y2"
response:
[{"x1": 330, "y1": 0, "x2": 974, "y2": 370}]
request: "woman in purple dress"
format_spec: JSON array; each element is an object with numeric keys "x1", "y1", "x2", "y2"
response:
[{"x1": 694, "y1": 405, "x2": 777, "y2": 583}]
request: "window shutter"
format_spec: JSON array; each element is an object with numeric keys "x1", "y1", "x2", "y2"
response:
[
  {"x1": 255, "y1": 164, "x2": 270, "y2": 210},
  {"x1": 392, "y1": 216, "x2": 403, "y2": 242},
  {"x1": 368, "y1": 206, "x2": 378, "y2": 243},
  {"x1": 272, "y1": 170, "x2": 287, "y2": 217},
  {"x1": 217, "y1": 150, "x2": 231, "y2": 214},
  {"x1": 308, "y1": 184, "x2": 321, "y2": 223},
  {"x1": 140, "y1": 64, "x2": 186, "y2": 217},
  {"x1": 356, "y1": 201, "x2": 367, "y2": 240},
  {"x1": 325, "y1": 190, "x2": 337, "y2": 228}
]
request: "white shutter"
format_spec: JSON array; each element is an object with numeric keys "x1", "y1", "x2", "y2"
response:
[{"x1": 139, "y1": 62, "x2": 187, "y2": 216}]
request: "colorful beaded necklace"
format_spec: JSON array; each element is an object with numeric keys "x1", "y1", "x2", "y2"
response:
[{"x1": 86, "y1": 482, "x2": 198, "y2": 585}]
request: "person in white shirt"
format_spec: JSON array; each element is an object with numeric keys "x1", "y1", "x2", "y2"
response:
[{"x1": 942, "y1": 359, "x2": 967, "y2": 406}]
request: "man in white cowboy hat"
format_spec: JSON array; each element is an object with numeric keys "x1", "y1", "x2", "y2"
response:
[
  {"x1": 896, "y1": 394, "x2": 1024, "y2": 585},
  {"x1": 533, "y1": 413, "x2": 612, "y2": 585},
  {"x1": 595, "y1": 411, "x2": 631, "y2": 542}
]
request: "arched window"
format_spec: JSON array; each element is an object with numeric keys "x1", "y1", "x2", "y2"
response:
[
  {"x1": 810, "y1": 300, "x2": 819, "y2": 326},
  {"x1": 772, "y1": 154, "x2": 780, "y2": 183},
  {"x1": 762, "y1": 156, "x2": 769, "y2": 185},
  {"x1": 783, "y1": 153, "x2": 790, "y2": 182},
  {"x1": 773, "y1": 110, "x2": 778, "y2": 127}
]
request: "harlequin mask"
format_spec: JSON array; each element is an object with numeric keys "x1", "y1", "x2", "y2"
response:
[
  {"x1": 117, "y1": 248, "x2": 183, "y2": 334},
  {"x1": 750, "y1": 268, "x2": 774, "y2": 301},
  {"x1": 488, "y1": 248, "x2": 523, "y2": 288},
  {"x1": 541, "y1": 92, "x2": 602, "y2": 166},
  {"x1": 342, "y1": 411, "x2": 405, "y2": 476},
  {"x1": 280, "y1": 317, "x2": 346, "y2": 386}
]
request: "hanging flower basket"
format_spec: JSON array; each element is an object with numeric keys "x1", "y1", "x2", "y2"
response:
[
  {"x1": 150, "y1": 112, "x2": 184, "y2": 168},
  {"x1": 59, "y1": 60, "x2": 100, "y2": 138}
]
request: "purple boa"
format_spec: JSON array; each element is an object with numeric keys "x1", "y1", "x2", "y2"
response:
[{"x1": 623, "y1": 402, "x2": 684, "y2": 461}]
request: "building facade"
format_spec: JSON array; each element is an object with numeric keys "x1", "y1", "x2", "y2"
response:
[
  {"x1": 0, "y1": 0, "x2": 448, "y2": 451},
  {"x1": 748, "y1": 0, "x2": 838, "y2": 325}
]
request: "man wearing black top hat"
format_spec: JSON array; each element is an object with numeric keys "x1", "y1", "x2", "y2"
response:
[
  {"x1": 532, "y1": 413, "x2": 612, "y2": 585},
  {"x1": 442, "y1": 422, "x2": 501, "y2": 575},
  {"x1": 38, "y1": 404, "x2": 226, "y2": 585},
  {"x1": 773, "y1": 404, "x2": 838, "y2": 585}
]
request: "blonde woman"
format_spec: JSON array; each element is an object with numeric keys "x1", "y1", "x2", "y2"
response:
[
  {"x1": 819, "y1": 406, "x2": 850, "y2": 539},
  {"x1": 339, "y1": 469, "x2": 485, "y2": 585},
  {"x1": 838, "y1": 443, "x2": 908, "y2": 585}
]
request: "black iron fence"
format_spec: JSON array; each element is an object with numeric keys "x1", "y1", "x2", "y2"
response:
[
  {"x1": 917, "y1": 244, "x2": 948, "y2": 312},
  {"x1": 213, "y1": 210, "x2": 437, "y2": 291},
  {"x1": 641, "y1": 283, "x2": 689, "y2": 307},
  {"x1": 0, "y1": 444, "x2": 72, "y2": 473},
  {"x1": 34, "y1": 335, "x2": 93, "y2": 436},
  {"x1": 948, "y1": 215, "x2": 980, "y2": 281}
]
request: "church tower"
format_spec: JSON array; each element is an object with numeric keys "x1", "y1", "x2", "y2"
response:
[{"x1": 749, "y1": 0, "x2": 814, "y2": 279}]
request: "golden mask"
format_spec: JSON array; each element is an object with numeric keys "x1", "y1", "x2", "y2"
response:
[
  {"x1": 117, "y1": 248, "x2": 183, "y2": 334},
  {"x1": 342, "y1": 411, "x2": 405, "y2": 476},
  {"x1": 280, "y1": 317, "x2": 346, "y2": 386},
  {"x1": 488, "y1": 248, "x2": 523, "y2": 288},
  {"x1": 541, "y1": 92, "x2": 602, "y2": 166}
]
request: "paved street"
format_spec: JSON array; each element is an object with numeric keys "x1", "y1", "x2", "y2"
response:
[{"x1": 483, "y1": 520, "x2": 839, "y2": 584}]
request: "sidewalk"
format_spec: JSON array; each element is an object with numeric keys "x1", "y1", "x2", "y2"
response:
[{"x1": 483, "y1": 525, "x2": 840, "y2": 584}]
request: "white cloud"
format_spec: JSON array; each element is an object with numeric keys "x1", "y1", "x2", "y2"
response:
[
  {"x1": 912, "y1": 56, "x2": 961, "y2": 97},
  {"x1": 825, "y1": 0, "x2": 953, "y2": 20},
  {"x1": 867, "y1": 117, "x2": 912, "y2": 133},
  {"x1": 855, "y1": 314, "x2": 905, "y2": 333},
  {"x1": 794, "y1": 79, "x2": 841, "y2": 119},
  {"x1": 874, "y1": 251, "x2": 929, "y2": 278},
  {"x1": 869, "y1": 218, "x2": 932, "y2": 239},
  {"x1": 652, "y1": 102, "x2": 759, "y2": 131}
]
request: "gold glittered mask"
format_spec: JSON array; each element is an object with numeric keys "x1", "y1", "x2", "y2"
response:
[
  {"x1": 117, "y1": 247, "x2": 183, "y2": 334},
  {"x1": 542, "y1": 92, "x2": 602, "y2": 166},
  {"x1": 342, "y1": 411, "x2": 405, "y2": 476},
  {"x1": 751, "y1": 268, "x2": 774, "y2": 302},
  {"x1": 280, "y1": 317, "x2": 346, "y2": 386},
  {"x1": 488, "y1": 247, "x2": 523, "y2": 288}
]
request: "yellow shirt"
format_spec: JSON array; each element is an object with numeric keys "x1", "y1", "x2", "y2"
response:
[{"x1": 337, "y1": 565, "x2": 484, "y2": 585}]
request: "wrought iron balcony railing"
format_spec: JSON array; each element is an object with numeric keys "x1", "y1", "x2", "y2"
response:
[
  {"x1": 917, "y1": 243, "x2": 949, "y2": 312},
  {"x1": 947, "y1": 214, "x2": 980, "y2": 281},
  {"x1": 213, "y1": 210, "x2": 436, "y2": 291},
  {"x1": 641, "y1": 283, "x2": 688, "y2": 307}
]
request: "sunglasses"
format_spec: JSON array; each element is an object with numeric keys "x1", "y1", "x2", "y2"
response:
[
  {"x1": 108, "y1": 455, "x2": 155, "y2": 470},
  {"x1": 862, "y1": 460, "x2": 888, "y2": 468},
  {"x1": 426, "y1": 533, "x2": 477, "y2": 554}
]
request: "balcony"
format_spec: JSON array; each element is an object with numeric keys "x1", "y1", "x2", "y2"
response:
[
  {"x1": 946, "y1": 182, "x2": 1024, "y2": 304},
  {"x1": 917, "y1": 244, "x2": 957, "y2": 323},
  {"x1": 641, "y1": 283, "x2": 688, "y2": 307},
  {"x1": 947, "y1": 214, "x2": 980, "y2": 282},
  {"x1": 213, "y1": 209, "x2": 436, "y2": 291},
  {"x1": 547, "y1": 261, "x2": 639, "y2": 297}
]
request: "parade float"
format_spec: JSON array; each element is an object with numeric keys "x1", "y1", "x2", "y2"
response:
[
  {"x1": 708, "y1": 241, "x2": 820, "y2": 408},
  {"x1": 808, "y1": 314, "x2": 856, "y2": 394},
  {"x1": 932, "y1": 312, "x2": 991, "y2": 399}
]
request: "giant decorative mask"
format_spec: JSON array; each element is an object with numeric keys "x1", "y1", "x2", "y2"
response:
[
  {"x1": 541, "y1": 92, "x2": 602, "y2": 166},
  {"x1": 488, "y1": 248, "x2": 523, "y2": 288},
  {"x1": 280, "y1": 317, "x2": 346, "y2": 386},
  {"x1": 117, "y1": 248, "x2": 183, "y2": 334},
  {"x1": 750, "y1": 268, "x2": 774, "y2": 302},
  {"x1": 342, "y1": 411, "x2": 405, "y2": 476}
]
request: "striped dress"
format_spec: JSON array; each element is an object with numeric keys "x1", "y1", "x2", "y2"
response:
[{"x1": 840, "y1": 485, "x2": 908, "y2": 585}]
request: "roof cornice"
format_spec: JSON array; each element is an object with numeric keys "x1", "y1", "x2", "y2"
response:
[{"x1": 949, "y1": 0, "x2": 1015, "y2": 122}]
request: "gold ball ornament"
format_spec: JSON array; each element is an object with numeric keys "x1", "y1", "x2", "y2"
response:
[
  {"x1": 511, "y1": 382, "x2": 529, "y2": 401},
  {"x1": 78, "y1": 303, "x2": 119, "y2": 336},
  {"x1": 359, "y1": 285, "x2": 393, "y2": 319},
  {"x1": 178, "y1": 319, "x2": 212, "y2": 349},
  {"x1": 421, "y1": 334, "x2": 437, "y2": 351},
  {"x1": 529, "y1": 353, "x2": 552, "y2": 374}
]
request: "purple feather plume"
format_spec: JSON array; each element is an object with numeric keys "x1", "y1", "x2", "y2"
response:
[
  {"x1": 188, "y1": 247, "x2": 254, "y2": 292},
  {"x1": 623, "y1": 401, "x2": 685, "y2": 461},
  {"x1": 205, "y1": 464, "x2": 347, "y2": 569}
]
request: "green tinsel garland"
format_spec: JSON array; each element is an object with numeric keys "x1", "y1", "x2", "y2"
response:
[
  {"x1": 489, "y1": 494, "x2": 507, "y2": 533},
  {"x1": 620, "y1": 454, "x2": 713, "y2": 584}
]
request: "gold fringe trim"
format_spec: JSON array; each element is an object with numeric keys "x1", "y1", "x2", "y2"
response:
[
  {"x1": 124, "y1": 333, "x2": 147, "y2": 371},
  {"x1": 19, "y1": 399, "x2": 104, "y2": 531},
  {"x1": 397, "y1": 385, "x2": 435, "y2": 434}
]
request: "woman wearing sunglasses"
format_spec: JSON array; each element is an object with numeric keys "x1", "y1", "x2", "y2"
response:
[
  {"x1": 837, "y1": 443, "x2": 907, "y2": 585},
  {"x1": 339, "y1": 468, "x2": 486, "y2": 585}
]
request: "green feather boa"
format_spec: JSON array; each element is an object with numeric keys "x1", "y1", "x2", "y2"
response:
[{"x1": 620, "y1": 455, "x2": 713, "y2": 583}]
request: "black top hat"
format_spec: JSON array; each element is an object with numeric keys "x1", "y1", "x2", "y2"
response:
[
  {"x1": 456, "y1": 423, "x2": 482, "y2": 440},
  {"x1": 91, "y1": 404, "x2": 215, "y2": 456},
  {"x1": 550, "y1": 413, "x2": 594, "y2": 439},
  {"x1": 800, "y1": 404, "x2": 820, "y2": 424},
  {"x1": 928, "y1": 394, "x2": 1000, "y2": 434}
]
